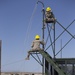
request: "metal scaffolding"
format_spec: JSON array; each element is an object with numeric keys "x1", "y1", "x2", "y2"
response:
[{"x1": 28, "y1": 1, "x2": 75, "y2": 75}]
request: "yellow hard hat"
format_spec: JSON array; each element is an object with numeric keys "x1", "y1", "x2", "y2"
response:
[
  {"x1": 35, "y1": 35, "x2": 40, "y2": 40},
  {"x1": 46, "y1": 7, "x2": 51, "y2": 11}
]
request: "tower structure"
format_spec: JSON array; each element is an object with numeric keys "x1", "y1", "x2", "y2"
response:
[{"x1": 27, "y1": 1, "x2": 75, "y2": 75}]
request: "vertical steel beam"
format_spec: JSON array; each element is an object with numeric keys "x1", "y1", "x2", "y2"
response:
[
  {"x1": 42, "y1": 8, "x2": 45, "y2": 75},
  {"x1": 53, "y1": 23, "x2": 55, "y2": 60},
  {"x1": 0, "y1": 40, "x2": 2, "y2": 75}
]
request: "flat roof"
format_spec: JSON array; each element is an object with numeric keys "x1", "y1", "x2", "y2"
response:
[{"x1": 55, "y1": 58, "x2": 75, "y2": 64}]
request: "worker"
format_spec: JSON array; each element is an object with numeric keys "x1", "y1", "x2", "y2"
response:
[
  {"x1": 45, "y1": 7, "x2": 56, "y2": 23},
  {"x1": 25, "y1": 35, "x2": 45, "y2": 60}
]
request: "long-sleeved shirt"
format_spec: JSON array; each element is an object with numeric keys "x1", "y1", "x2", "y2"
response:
[
  {"x1": 45, "y1": 11, "x2": 55, "y2": 19},
  {"x1": 31, "y1": 40, "x2": 45, "y2": 50}
]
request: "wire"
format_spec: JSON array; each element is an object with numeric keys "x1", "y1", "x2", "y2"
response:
[{"x1": 1, "y1": 59, "x2": 25, "y2": 67}]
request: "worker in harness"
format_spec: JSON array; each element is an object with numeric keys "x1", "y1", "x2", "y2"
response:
[
  {"x1": 45, "y1": 7, "x2": 56, "y2": 23},
  {"x1": 25, "y1": 35, "x2": 45, "y2": 60}
]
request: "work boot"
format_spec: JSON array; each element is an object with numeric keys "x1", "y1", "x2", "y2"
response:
[{"x1": 25, "y1": 57, "x2": 29, "y2": 60}]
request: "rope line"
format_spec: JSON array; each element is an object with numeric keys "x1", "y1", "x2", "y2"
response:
[
  {"x1": 1, "y1": 59, "x2": 25, "y2": 67},
  {"x1": 2, "y1": 1, "x2": 39, "y2": 68},
  {"x1": 24, "y1": 2, "x2": 38, "y2": 52}
]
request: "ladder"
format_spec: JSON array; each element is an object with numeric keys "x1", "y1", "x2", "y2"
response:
[{"x1": 38, "y1": 50, "x2": 67, "y2": 75}]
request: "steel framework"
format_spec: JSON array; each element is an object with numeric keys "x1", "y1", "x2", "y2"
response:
[{"x1": 29, "y1": 1, "x2": 75, "y2": 75}]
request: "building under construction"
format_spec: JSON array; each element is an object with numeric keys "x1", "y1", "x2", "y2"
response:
[{"x1": 26, "y1": 1, "x2": 75, "y2": 75}]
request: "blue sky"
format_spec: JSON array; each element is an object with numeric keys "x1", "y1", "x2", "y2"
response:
[{"x1": 0, "y1": 0, "x2": 75, "y2": 72}]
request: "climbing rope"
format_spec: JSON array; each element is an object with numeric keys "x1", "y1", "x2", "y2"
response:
[
  {"x1": 1, "y1": 59, "x2": 25, "y2": 67},
  {"x1": 23, "y1": 1, "x2": 38, "y2": 54},
  {"x1": 2, "y1": 1, "x2": 39, "y2": 70}
]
